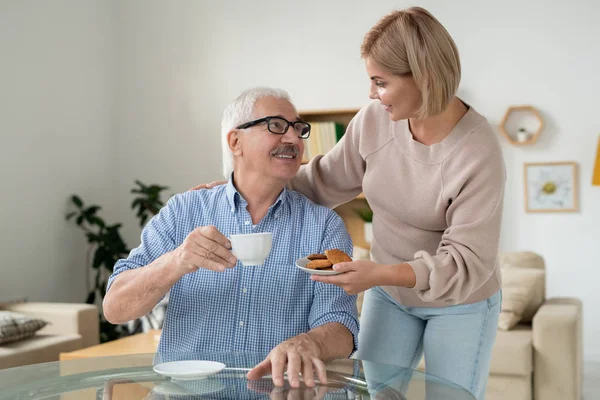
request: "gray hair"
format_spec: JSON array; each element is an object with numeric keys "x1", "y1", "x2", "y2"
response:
[{"x1": 221, "y1": 87, "x2": 292, "y2": 179}]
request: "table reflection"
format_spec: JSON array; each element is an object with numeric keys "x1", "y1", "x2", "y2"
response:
[{"x1": 0, "y1": 352, "x2": 474, "y2": 400}]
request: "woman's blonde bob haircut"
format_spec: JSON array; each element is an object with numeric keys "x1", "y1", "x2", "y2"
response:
[{"x1": 361, "y1": 7, "x2": 461, "y2": 119}]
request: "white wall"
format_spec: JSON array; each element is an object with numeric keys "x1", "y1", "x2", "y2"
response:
[
  {"x1": 115, "y1": 0, "x2": 600, "y2": 360},
  {"x1": 0, "y1": 1, "x2": 117, "y2": 302}
]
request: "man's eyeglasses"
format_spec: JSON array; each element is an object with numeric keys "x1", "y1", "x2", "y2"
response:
[{"x1": 236, "y1": 116, "x2": 311, "y2": 139}]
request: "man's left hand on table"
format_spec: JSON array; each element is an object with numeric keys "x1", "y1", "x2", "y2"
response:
[{"x1": 247, "y1": 333, "x2": 327, "y2": 388}]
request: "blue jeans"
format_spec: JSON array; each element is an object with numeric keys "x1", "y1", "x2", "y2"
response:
[{"x1": 355, "y1": 287, "x2": 501, "y2": 400}]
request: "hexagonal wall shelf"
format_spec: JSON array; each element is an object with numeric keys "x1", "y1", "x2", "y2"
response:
[{"x1": 499, "y1": 105, "x2": 544, "y2": 145}]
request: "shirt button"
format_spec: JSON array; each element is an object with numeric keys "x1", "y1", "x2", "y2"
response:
[
  {"x1": 242, "y1": 288, "x2": 248, "y2": 293},
  {"x1": 239, "y1": 321, "x2": 245, "y2": 327},
  {"x1": 244, "y1": 221, "x2": 250, "y2": 225}
]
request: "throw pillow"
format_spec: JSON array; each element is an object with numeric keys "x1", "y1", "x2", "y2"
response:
[
  {"x1": 498, "y1": 286, "x2": 531, "y2": 330},
  {"x1": 498, "y1": 267, "x2": 545, "y2": 330},
  {"x1": 499, "y1": 252, "x2": 545, "y2": 322},
  {"x1": 0, "y1": 311, "x2": 48, "y2": 345}
]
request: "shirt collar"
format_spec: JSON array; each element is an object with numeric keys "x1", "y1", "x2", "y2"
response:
[{"x1": 225, "y1": 173, "x2": 289, "y2": 214}]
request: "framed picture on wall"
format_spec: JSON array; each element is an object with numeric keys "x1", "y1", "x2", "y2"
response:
[{"x1": 524, "y1": 162, "x2": 578, "y2": 212}]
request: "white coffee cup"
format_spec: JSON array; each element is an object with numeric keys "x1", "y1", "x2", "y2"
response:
[{"x1": 229, "y1": 232, "x2": 273, "y2": 266}]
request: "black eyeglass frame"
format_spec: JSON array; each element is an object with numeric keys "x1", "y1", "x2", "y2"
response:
[{"x1": 236, "y1": 116, "x2": 311, "y2": 139}]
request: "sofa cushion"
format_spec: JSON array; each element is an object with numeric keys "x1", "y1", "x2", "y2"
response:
[
  {"x1": 499, "y1": 267, "x2": 545, "y2": 330},
  {"x1": 499, "y1": 252, "x2": 545, "y2": 322},
  {"x1": 486, "y1": 374, "x2": 531, "y2": 400},
  {"x1": 489, "y1": 325, "x2": 533, "y2": 376},
  {"x1": 0, "y1": 334, "x2": 83, "y2": 369},
  {"x1": 0, "y1": 311, "x2": 48, "y2": 345}
]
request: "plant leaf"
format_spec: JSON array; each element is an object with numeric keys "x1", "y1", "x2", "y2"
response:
[
  {"x1": 91, "y1": 216, "x2": 105, "y2": 227},
  {"x1": 85, "y1": 232, "x2": 98, "y2": 242},
  {"x1": 130, "y1": 198, "x2": 142, "y2": 208},
  {"x1": 86, "y1": 205, "x2": 101, "y2": 215},
  {"x1": 354, "y1": 207, "x2": 373, "y2": 222},
  {"x1": 92, "y1": 248, "x2": 106, "y2": 269},
  {"x1": 72, "y1": 195, "x2": 83, "y2": 207},
  {"x1": 86, "y1": 291, "x2": 96, "y2": 305}
]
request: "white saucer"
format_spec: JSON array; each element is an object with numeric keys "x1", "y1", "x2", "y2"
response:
[
  {"x1": 153, "y1": 360, "x2": 226, "y2": 381},
  {"x1": 296, "y1": 257, "x2": 343, "y2": 276}
]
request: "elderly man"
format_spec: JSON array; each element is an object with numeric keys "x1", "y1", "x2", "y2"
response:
[{"x1": 103, "y1": 87, "x2": 358, "y2": 388}]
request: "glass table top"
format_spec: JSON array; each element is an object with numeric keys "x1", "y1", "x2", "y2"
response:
[{"x1": 0, "y1": 352, "x2": 475, "y2": 399}]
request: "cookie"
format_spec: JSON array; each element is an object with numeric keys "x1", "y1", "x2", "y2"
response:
[
  {"x1": 306, "y1": 259, "x2": 334, "y2": 270},
  {"x1": 307, "y1": 253, "x2": 327, "y2": 260},
  {"x1": 325, "y1": 249, "x2": 352, "y2": 264}
]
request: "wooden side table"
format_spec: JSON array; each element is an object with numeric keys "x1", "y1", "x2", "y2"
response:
[{"x1": 59, "y1": 330, "x2": 161, "y2": 361}]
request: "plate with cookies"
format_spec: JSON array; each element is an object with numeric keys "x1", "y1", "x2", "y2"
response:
[{"x1": 296, "y1": 249, "x2": 353, "y2": 276}]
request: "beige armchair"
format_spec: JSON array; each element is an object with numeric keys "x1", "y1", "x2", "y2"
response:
[
  {"x1": 485, "y1": 252, "x2": 582, "y2": 400},
  {"x1": 0, "y1": 302, "x2": 99, "y2": 369}
]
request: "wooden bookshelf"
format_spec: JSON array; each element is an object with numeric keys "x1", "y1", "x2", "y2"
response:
[
  {"x1": 299, "y1": 107, "x2": 360, "y2": 164},
  {"x1": 299, "y1": 108, "x2": 371, "y2": 250}
]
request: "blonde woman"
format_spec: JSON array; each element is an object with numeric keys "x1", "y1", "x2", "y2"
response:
[{"x1": 193, "y1": 7, "x2": 503, "y2": 399}]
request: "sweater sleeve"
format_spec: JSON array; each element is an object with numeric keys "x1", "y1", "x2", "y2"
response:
[
  {"x1": 407, "y1": 141, "x2": 506, "y2": 304},
  {"x1": 290, "y1": 112, "x2": 366, "y2": 208}
]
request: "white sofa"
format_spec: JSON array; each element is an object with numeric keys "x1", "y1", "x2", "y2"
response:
[{"x1": 0, "y1": 302, "x2": 99, "y2": 369}]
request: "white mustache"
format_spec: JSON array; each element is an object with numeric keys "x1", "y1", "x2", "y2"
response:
[{"x1": 271, "y1": 146, "x2": 300, "y2": 157}]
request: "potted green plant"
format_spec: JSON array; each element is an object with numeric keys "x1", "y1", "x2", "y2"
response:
[
  {"x1": 517, "y1": 127, "x2": 529, "y2": 143},
  {"x1": 66, "y1": 180, "x2": 169, "y2": 342},
  {"x1": 355, "y1": 206, "x2": 373, "y2": 243}
]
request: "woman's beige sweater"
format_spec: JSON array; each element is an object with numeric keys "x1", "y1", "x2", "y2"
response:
[{"x1": 291, "y1": 100, "x2": 505, "y2": 307}]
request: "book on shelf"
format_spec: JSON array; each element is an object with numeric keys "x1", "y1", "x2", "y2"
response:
[{"x1": 303, "y1": 121, "x2": 344, "y2": 161}]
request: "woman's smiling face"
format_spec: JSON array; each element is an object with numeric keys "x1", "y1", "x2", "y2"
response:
[{"x1": 366, "y1": 58, "x2": 422, "y2": 121}]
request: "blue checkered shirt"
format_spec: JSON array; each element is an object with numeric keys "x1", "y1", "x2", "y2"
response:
[{"x1": 108, "y1": 179, "x2": 358, "y2": 355}]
